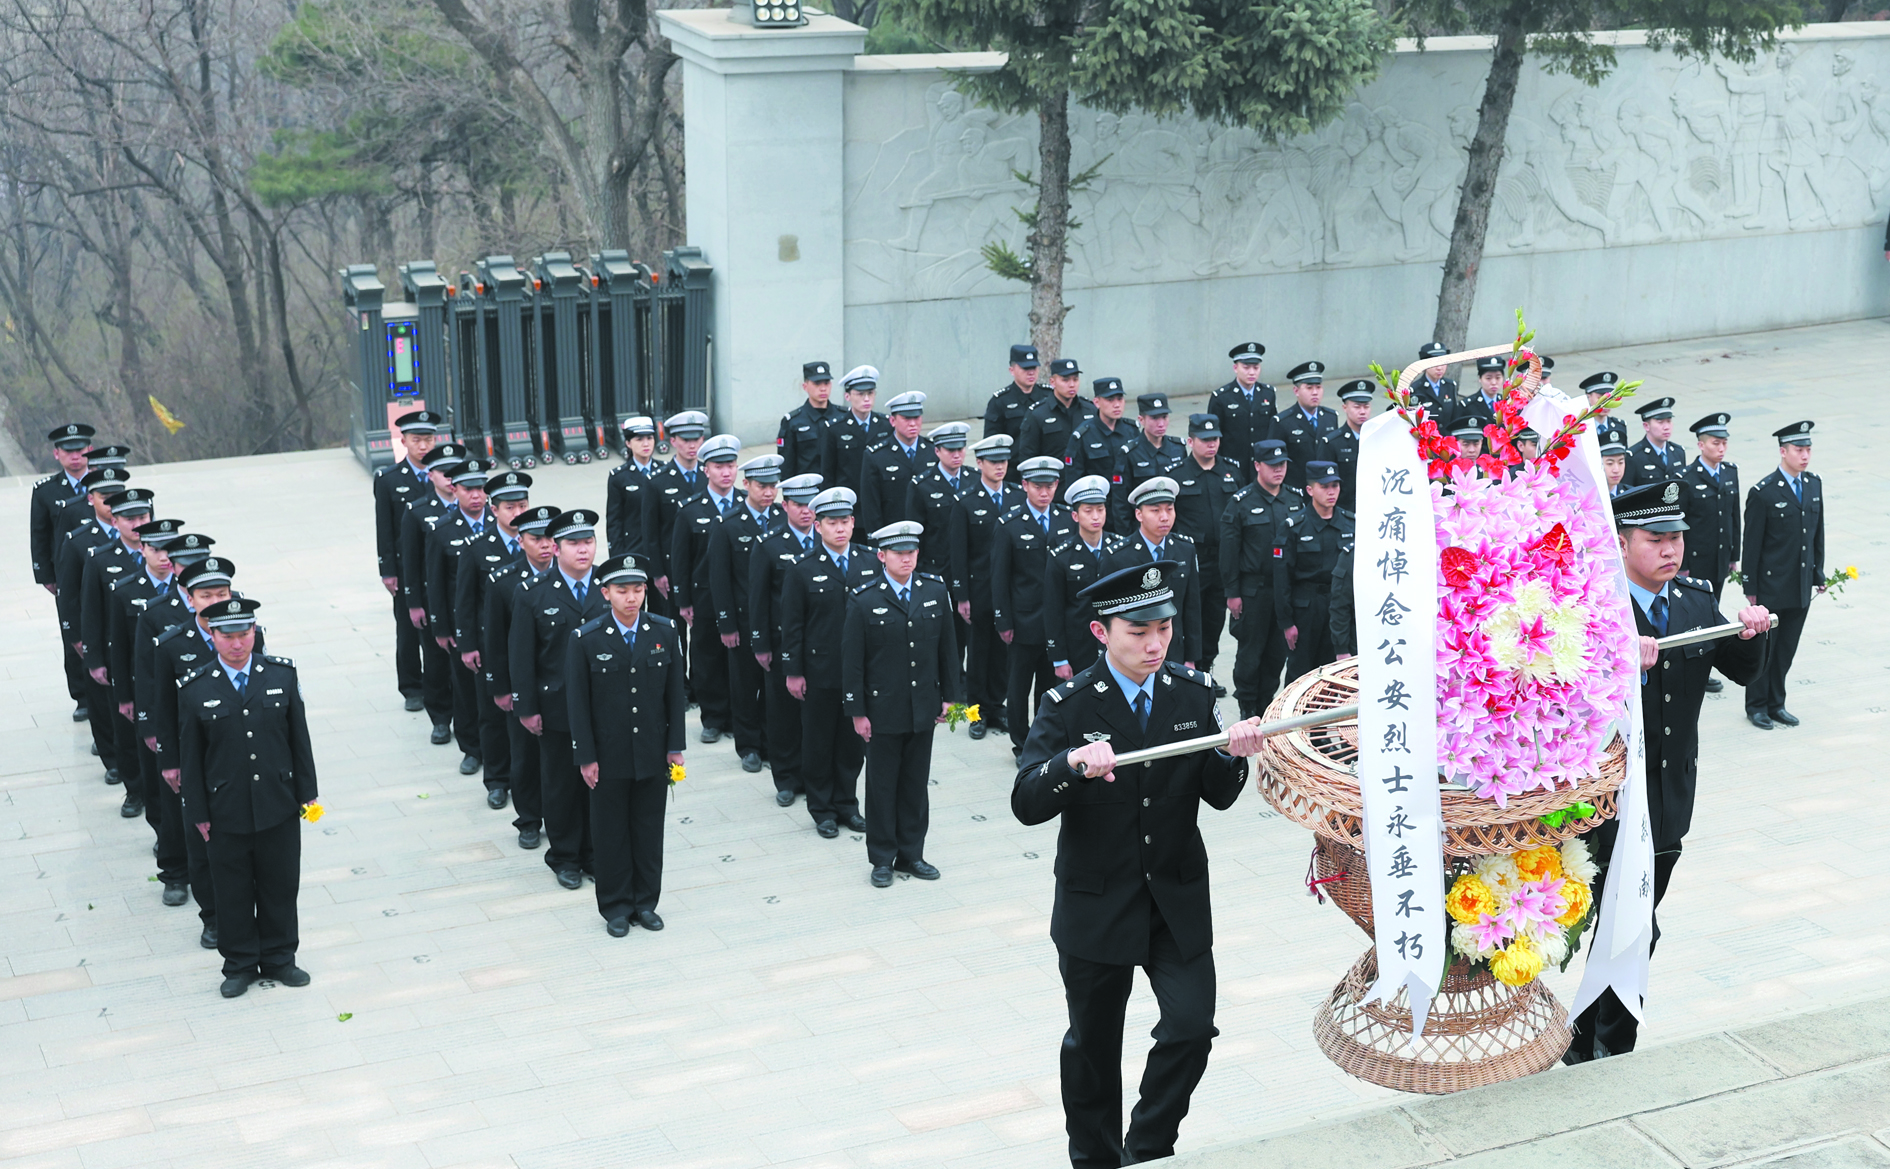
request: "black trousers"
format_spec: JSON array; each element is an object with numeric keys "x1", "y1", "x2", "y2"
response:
[
  {"x1": 506, "y1": 711, "x2": 542, "y2": 830},
  {"x1": 801, "y1": 684, "x2": 863, "y2": 824},
  {"x1": 62, "y1": 633, "x2": 85, "y2": 703},
  {"x1": 420, "y1": 628, "x2": 453, "y2": 726},
  {"x1": 448, "y1": 655, "x2": 481, "y2": 757},
  {"x1": 1057, "y1": 907, "x2": 1218, "y2": 1169},
  {"x1": 392, "y1": 589, "x2": 422, "y2": 699},
  {"x1": 1197, "y1": 568, "x2": 1227, "y2": 674},
  {"x1": 208, "y1": 817, "x2": 300, "y2": 978},
  {"x1": 727, "y1": 641, "x2": 767, "y2": 757},
  {"x1": 113, "y1": 708, "x2": 140, "y2": 799},
  {"x1": 132, "y1": 734, "x2": 162, "y2": 832},
  {"x1": 687, "y1": 614, "x2": 731, "y2": 732},
  {"x1": 1568, "y1": 828, "x2": 1682, "y2": 1059},
  {"x1": 864, "y1": 726, "x2": 934, "y2": 868},
  {"x1": 83, "y1": 674, "x2": 118, "y2": 774},
  {"x1": 1745, "y1": 604, "x2": 1807, "y2": 716},
  {"x1": 157, "y1": 776, "x2": 215, "y2": 923},
  {"x1": 538, "y1": 728, "x2": 592, "y2": 875},
  {"x1": 763, "y1": 660, "x2": 804, "y2": 795},
  {"x1": 1230, "y1": 597, "x2": 1291, "y2": 718},
  {"x1": 1006, "y1": 641, "x2": 1057, "y2": 750},
  {"x1": 1284, "y1": 593, "x2": 1336, "y2": 683},
  {"x1": 966, "y1": 604, "x2": 1010, "y2": 727},
  {"x1": 591, "y1": 775, "x2": 667, "y2": 920},
  {"x1": 476, "y1": 675, "x2": 510, "y2": 792}
]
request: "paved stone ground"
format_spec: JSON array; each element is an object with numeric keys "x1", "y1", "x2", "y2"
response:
[{"x1": 0, "y1": 317, "x2": 1885, "y2": 1169}]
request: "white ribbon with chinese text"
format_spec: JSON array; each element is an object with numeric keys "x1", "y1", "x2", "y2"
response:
[{"x1": 1355, "y1": 410, "x2": 1447, "y2": 1033}]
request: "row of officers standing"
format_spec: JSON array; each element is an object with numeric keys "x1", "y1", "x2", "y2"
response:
[{"x1": 28, "y1": 424, "x2": 318, "y2": 999}]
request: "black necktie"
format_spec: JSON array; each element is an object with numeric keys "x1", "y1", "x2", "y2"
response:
[
  {"x1": 1649, "y1": 594, "x2": 1668, "y2": 637},
  {"x1": 1135, "y1": 691, "x2": 1149, "y2": 731}
]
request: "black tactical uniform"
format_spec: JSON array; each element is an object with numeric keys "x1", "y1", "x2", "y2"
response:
[
  {"x1": 948, "y1": 480, "x2": 1015, "y2": 731},
  {"x1": 1623, "y1": 435, "x2": 1688, "y2": 488},
  {"x1": 1098, "y1": 535, "x2": 1204, "y2": 666},
  {"x1": 1111, "y1": 434, "x2": 1184, "y2": 532},
  {"x1": 1679, "y1": 458, "x2": 1740, "y2": 600},
  {"x1": 1171, "y1": 454, "x2": 1242, "y2": 674},
  {"x1": 1330, "y1": 546, "x2": 1356, "y2": 657},
  {"x1": 857, "y1": 438, "x2": 934, "y2": 533},
  {"x1": 1741, "y1": 457, "x2": 1822, "y2": 722},
  {"x1": 983, "y1": 381, "x2": 1044, "y2": 482},
  {"x1": 777, "y1": 400, "x2": 840, "y2": 479},
  {"x1": 1064, "y1": 417, "x2": 1136, "y2": 526},
  {"x1": 373, "y1": 457, "x2": 430, "y2": 703},
  {"x1": 1016, "y1": 393, "x2": 1095, "y2": 468},
  {"x1": 780, "y1": 547, "x2": 880, "y2": 829},
  {"x1": 749, "y1": 523, "x2": 820, "y2": 801},
  {"x1": 1267, "y1": 405, "x2": 1339, "y2": 490},
  {"x1": 820, "y1": 412, "x2": 893, "y2": 495},
  {"x1": 1014, "y1": 657, "x2": 1245, "y2": 1169},
  {"x1": 1206, "y1": 381, "x2": 1276, "y2": 483},
  {"x1": 510, "y1": 566, "x2": 607, "y2": 879},
  {"x1": 842, "y1": 570, "x2": 961, "y2": 876},
  {"x1": 178, "y1": 652, "x2": 317, "y2": 983},
  {"x1": 1043, "y1": 534, "x2": 1125, "y2": 675},
  {"x1": 1316, "y1": 425, "x2": 1365, "y2": 513},
  {"x1": 453, "y1": 522, "x2": 527, "y2": 799},
  {"x1": 991, "y1": 503, "x2": 1079, "y2": 751},
  {"x1": 709, "y1": 498, "x2": 782, "y2": 765},
  {"x1": 568, "y1": 610, "x2": 686, "y2": 925},
  {"x1": 671, "y1": 487, "x2": 744, "y2": 740},
  {"x1": 1274, "y1": 506, "x2": 1355, "y2": 679}
]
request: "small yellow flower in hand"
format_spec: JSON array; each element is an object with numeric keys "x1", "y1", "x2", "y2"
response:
[
  {"x1": 966, "y1": 704, "x2": 980, "y2": 724},
  {"x1": 669, "y1": 762, "x2": 686, "y2": 785},
  {"x1": 300, "y1": 802, "x2": 325, "y2": 823}
]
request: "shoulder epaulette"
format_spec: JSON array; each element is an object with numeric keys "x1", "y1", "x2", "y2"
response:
[
  {"x1": 1042, "y1": 678, "x2": 1077, "y2": 704},
  {"x1": 1171, "y1": 532, "x2": 1195, "y2": 545},
  {"x1": 1050, "y1": 539, "x2": 1077, "y2": 555},
  {"x1": 373, "y1": 465, "x2": 391, "y2": 478},
  {"x1": 1166, "y1": 660, "x2": 1214, "y2": 688},
  {"x1": 918, "y1": 572, "x2": 944, "y2": 583},
  {"x1": 34, "y1": 472, "x2": 55, "y2": 486},
  {"x1": 1674, "y1": 576, "x2": 1714, "y2": 594},
  {"x1": 852, "y1": 580, "x2": 877, "y2": 594},
  {"x1": 1339, "y1": 507, "x2": 1356, "y2": 519},
  {"x1": 647, "y1": 612, "x2": 675, "y2": 628},
  {"x1": 178, "y1": 663, "x2": 216, "y2": 689},
  {"x1": 576, "y1": 615, "x2": 608, "y2": 636},
  {"x1": 263, "y1": 654, "x2": 293, "y2": 668},
  {"x1": 155, "y1": 621, "x2": 193, "y2": 645}
]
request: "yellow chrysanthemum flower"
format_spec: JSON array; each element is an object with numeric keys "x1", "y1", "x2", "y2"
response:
[
  {"x1": 966, "y1": 705, "x2": 980, "y2": 723},
  {"x1": 1513, "y1": 845, "x2": 1563, "y2": 882},
  {"x1": 1845, "y1": 566, "x2": 1859, "y2": 580},
  {"x1": 1446, "y1": 874, "x2": 1498, "y2": 925},
  {"x1": 669, "y1": 762, "x2": 686, "y2": 785},
  {"x1": 1556, "y1": 878, "x2": 1592, "y2": 927},
  {"x1": 1490, "y1": 936, "x2": 1545, "y2": 987},
  {"x1": 300, "y1": 802, "x2": 325, "y2": 823}
]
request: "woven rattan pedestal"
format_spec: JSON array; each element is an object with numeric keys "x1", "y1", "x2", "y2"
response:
[{"x1": 1258, "y1": 661, "x2": 1624, "y2": 1094}]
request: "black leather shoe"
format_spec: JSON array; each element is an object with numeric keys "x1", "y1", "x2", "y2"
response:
[
  {"x1": 895, "y1": 859, "x2": 941, "y2": 880},
  {"x1": 429, "y1": 723, "x2": 452, "y2": 746},
  {"x1": 104, "y1": 766, "x2": 118, "y2": 783},
  {"x1": 1212, "y1": 682, "x2": 1228, "y2": 698},
  {"x1": 606, "y1": 917, "x2": 630, "y2": 938},
  {"x1": 816, "y1": 820, "x2": 839, "y2": 839},
  {"x1": 870, "y1": 866, "x2": 894, "y2": 888},
  {"x1": 845, "y1": 813, "x2": 868, "y2": 834},
  {"x1": 1748, "y1": 711, "x2": 1774, "y2": 729},
  {"x1": 968, "y1": 720, "x2": 987, "y2": 740},
  {"x1": 161, "y1": 881, "x2": 188, "y2": 907},
  {"x1": 403, "y1": 695, "x2": 425, "y2": 712},
  {"x1": 556, "y1": 868, "x2": 583, "y2": 890},
  {"x1": 700, "y1": 726, "x2": 721, "y2": 744},
  {"x1": 1771, "y1": 708, "x2": 1799, "y2": 727},
  {"x1": 72, "y1": 704, "x2": 89, "y2": 723},
  {"x1": 517, "y1": 827, "x2": 541, "y2": 850},
  {"x1": 775, "y1": 790, "x2": 795, "y2": 807},
  {"x1": 741, "y1": 752, "x2": 763, "y2": 773},
  {"x1": 262, "y1": 964, "x2": 311, "y2": 988},
  {"x1": 119, "y1": 794, "x2": 143, "y2": 818},
  {"x1": 200, "y1": 925, "x2": 218, "y2": 949},
  {"x1": 458, "y1": 754, "x2": 481, "y2": 775},
  {"x1": 219, "y1": 972, "x2": 255, "y2": 998},
  {"x1": 1704, "y1": 677, "x2": 1723, "y2": 693},
  {"x1": 91, "y1": 742, "x2": 100, "y2": 757},
  {"x1": 635, "y1": 910, "x2": 664, "y2": 931},
  {"x1": 486, "y1": 787, "x2": 509, "y2": 810}
]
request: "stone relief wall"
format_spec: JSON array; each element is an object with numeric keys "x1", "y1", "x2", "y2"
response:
[{"x1": 843, "y1": 34, "x2": 1890, "y2": 308}]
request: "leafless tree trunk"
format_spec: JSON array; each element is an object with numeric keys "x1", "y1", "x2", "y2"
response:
[
  {"x1": 1028, "y1": 85, "x2": 1073, "y2": 361},
  {"x1": 1432, "y1": 15, "x2": 1525, "y2": 351}
]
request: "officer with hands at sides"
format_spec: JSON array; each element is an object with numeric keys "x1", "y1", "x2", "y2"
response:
[
  {"x1": 949, "y1": 436, "x2": 1015, "y2": 739},
  {"x1": 1219, "y1": 440, "x2": 1305, "y2": 718},
  {"x1": 1206, "y1": 342, "x2": 1275, "y2": 482},
  {"x1": 992, "y1": 456, "x2": 1080, "y2": 756},
  {"x1": 1679, "y1": 413, "x2": 1740, "y2": 605},
  {"x1": 373, "y1": 409, "x2": 441, "y2": 712},
  {"x1": 984, "y1": 343, "x2": 1044, "y2": 472},
  {"x1": 1276, "y1": 461, "x2": 1354, "y2": 679},
  {"x1": 1099, "y1": 477, "x2": 1204, "y2": 668},
  {"x1": 452, "y1": 470, "x2": 533, "y2": 807},
  {"x1": 485, "y1": 505, "x2": 561, "y2": 849},
  {"x1": 1169, "y1": 414, "x2": 1241, "y2": 684},
  {"x1": 400, "y1": 442, "x2": 468, "y2": 745},
  {"x1": 1411, "y1": 341, "x2": 1458, "y2": 415},
  {"x1": 858, "y1": 391, "x2": 934, "y2": 533},
  {"x1": 1044, "y1": 475, "x2": 1124, "y2": 678},
  {"x1": 31, "y1": 421, "x2": 95, "y2": 722},
  {"x1": 777, "y1": 361, "x2": 839, "y2": 478},
  {"x1": 671, "y1": 433, "x2": 746, "y2": 746},
  {"x1": 604, "y1": 416, "x2": 661, "y2": 558},
  {"x1": 749, "y1": 473, "x2": 825, "y2": 808},
  {"x1": 1741, "y1": 421, "x2": 1823, "y2": 730},
  {"x1": 1014, "y1": 562, "x2": 1269, "y2": 1169},
  {"x1": 1266, "y1": 362, "x2": 1338, "y2": 489},
  {"x1": 1624, "y1": 398, "x2": 1687, "y2": 488},
  {"x1": 1112, "y1": 394, "x2": 1184, "y2": 531},
  {"x1": 1064, "y1": 379, "x2": 1135, "y2": 523},
  {"x1": 1016, "y1": 356, "x2": 1095, "y2": 467},
  {"x1": 426, "y1": 457, "x2": 496, "y2": 776},
  {"x1": 567, "y1": 554, "x2": 685, "y2": 937},
  {"x1": 821, "y1": 367, "x2": 894, "y2": 495},
  {"x1": 710, "y1": 454, "x2": 785, "y2": 774}
]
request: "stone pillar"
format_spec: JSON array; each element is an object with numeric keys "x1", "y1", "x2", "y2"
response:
[{"x1": 655, "y1": 10, "x2": 866, "y2": 443}]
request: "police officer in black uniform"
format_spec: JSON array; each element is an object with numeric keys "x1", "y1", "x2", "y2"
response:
[
  {"x1": 1599, "y1": 419, "x2": 1632, "y2": 497},
  {"x1": 1101, "y1": 478, "x2": 1204, "y2": 669},
  {"x1": 1111, "y1": 393, "x2": 1184, "y2": 531},
  {"x1": 710, "y1": 454, "x2": 785, "y2": 775},
  {"x1": 81, "y1": 486, "x2": 156, "y2": 791},
  {"x1": 643, "y1": 410, "x2": 709, "y2": 613},
  {"x1": 57, "y1": 468, "x2": 133, "y2": 780},
  {"x1": 1064, "y1": 379, "x2": 1136, "y2": 526},
  {"x1": 1276, "y1": 461, "x2": 1353, "y2": 680},
  {"x1": 604, "y1": 416, "x2": 661, "y2": 558},
  {"x1": 908, "y1": 423, "x2": 971, "y2": 581},
  {"x1": 1267, "y1": 362, "x2": 1337, "y2": 489},
  {"x1": 511, "y1": 508, "x2": 606, "y2": 888},
  {"x1": 30, "y1": 422, "x2": 94, "y2": 722},
  {"x1": 993, "y1": 456, "x2": 1080, "y2": 755},
  {"x1": 780, "y1": 488, "x2": 879, "y2": 838},
  {"x1": 950, "y1": 436, "x2": 1015, "y2": 739},
  {"x1": 1581, "y1": 370, "x2": 1622, "y2": 424},
  {"x1": 777, "y1": 360, "x2": 839, "y2": 478},
  {"x1": 453, "y1": 469, "x2": 533, "y2": 807},
  {"x1": 486, "y1": 505, "x2": 560, "y2": 849},
  {"x1": 1679, "y1": 413, "x2": 1740, "y2": 608},
  {"x1": 373, "y1": 409, "x2": 441, "y2": 712},
  {"x1": 568, "y1": 554, "x2": 686, "y2": 936},
  {"x1": 749, "y1": 474, "x2": 824, "y2": 809},
  {"x1": 1207, "y1": 342, "x2": 1275, "y2": 483},
  {"x1": 671, "y1": 434, "x2": 745, "y2": 746},
  {"x1": 107, "y1": 517, "x2": 187, "y2": 824},
  {"x1": 426, "y1": 458, "x2": 497, "y2": 776},
  {"x1": 844, "y1": 520, "x2": 961, "y2": 887},
  {"x1": 1016, "y1": 357, "x2": 1095, "y2": 467},
  {"x1": 1044, "y1": 476, "x2": 1124, "y2": 679},
  {"x1": 1741, "y1": 421, "x2": 1822, "y2": 730},
  {"x1": 1171, "y1": 415, "x2": 1241, "y2": 684},
  {"x1": 1411, "y1": 341, "x2": 1458, "y2": 416},
  {"x1": 820, "y1": 367, "x2": 894, "y2": 495},
  {"x1": 1452, "y1": 355, "x2": 1505, "y2": 431},
  {"x1": 983, "y1": 343, "x2": 1044, "y2": 479},
  {"x1": 1013, "y1": 562, "x2": 1267, "y2": 1169},
  {"x1": 177, "y1": 597, "x2": 317, "y2": 999},
  {"x1": 1318, "y1": 380, "x2": 1373, "y2": 512},
  {"x1": 1624, "y1": 398, "x2": 1688, "y2": 488},
  {"x1": 1452, "y1": 403, "x2": 1495, "y2": 461},
  {"x1": 1220, "y1": 440, "x2": 1306, "y2": 719},
  {"x1": 400, "y1": 442, "x2": 467, "y2": 744},
  {"x1": 1565, "y1": 481, "x2": 1769, "y2": 1062},
  {"x1": 858, "y1": 391, "x2": 934, "y2": 533}
]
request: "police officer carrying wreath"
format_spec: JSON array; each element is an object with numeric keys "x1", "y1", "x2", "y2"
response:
[
  {"x1": 1013, "y1": 561, "x2": 1268, "y2": 1169},
  {"x1": 178, "y1": 598, "x2": 317, "y2": 999},
  {"x1": 568, "y1": 554, "x2": 685, "y2": 936}
]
